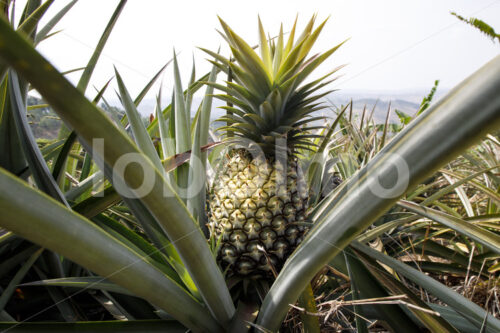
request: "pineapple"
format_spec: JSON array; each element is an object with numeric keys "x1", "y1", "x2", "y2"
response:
[{"x1": 204, "y1": 16, "x2": 345, "y2": 278}]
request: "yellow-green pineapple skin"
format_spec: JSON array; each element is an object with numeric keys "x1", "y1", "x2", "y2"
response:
[{"x1": 209, "y1": 150, "x2": 308, "y2": 278}]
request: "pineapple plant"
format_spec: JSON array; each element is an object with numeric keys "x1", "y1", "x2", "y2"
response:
[
  {"x1": 1, "y1": 1, "x2": 500, "y2": 331},
  {"x1": 204, "y1": 16, "x2": 345, "y2": 278}
]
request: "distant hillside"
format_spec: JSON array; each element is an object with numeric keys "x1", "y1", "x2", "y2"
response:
[
  {"x1": 26, "y1": 87, "x2": 444, "y2": 140},
  {"x1": 27, "y1": 96, "x2": 61, "y2": 139},
  {"x1": 28, "y1": 96, "x2": 126, "y2": 139},
  {"x1": 325, "y1": 87, "x2": 446, "y2": 123},
  {"x1": 119, "y1": 88, "x2": 447, "y2": 126},
  {"x1": 328, "y1": 98, "x2": 420, "y2": 123}
]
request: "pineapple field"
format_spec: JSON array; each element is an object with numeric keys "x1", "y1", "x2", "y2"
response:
[{"x1": 0, "y1": 1, "x2": 499, "y2": 332}]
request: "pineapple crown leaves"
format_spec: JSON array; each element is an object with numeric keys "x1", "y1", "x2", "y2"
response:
[{"x1": 201, "y1": 15, "x2": 346, "y2": 154}]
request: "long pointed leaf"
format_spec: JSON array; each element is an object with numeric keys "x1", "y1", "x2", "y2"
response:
[
  {"x1": 16, "y1": 0, "x2": 53, "y2": 37},
  {"x1": 76, "y1": 0, "x2": 126, "y2": 93},
  {"x1": 115, "y1": 68, "x2": 163, "y2": 171},
  {"x1": 0, "y1": 167, "x2": 221, "y2": 333},
  {"x1": 8, "y1": 71, "x2": 68, "y2": 205},
  {"x1": 352, "y1": 241, "x2": 500, "y2": 333},
  {"x1": 21, "y1": 277, "x2": 134, "y2": 296},
  {"x1": 257, "y1": 55, "x2": 500, "y2": 330},
  {"x1": 397, "y1": 200, "x2": 500, "y2": 254},
  {"x1": 34, "y1": 0, "x2": 77, "y2": 44},
  {"x1": 0, "y1": 21, "x2": 235, "y2": 327}
]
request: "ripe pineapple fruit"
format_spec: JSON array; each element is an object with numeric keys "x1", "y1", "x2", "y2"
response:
[{"x1": 204, "y1": 16, "x2": 345, "y2": 278}]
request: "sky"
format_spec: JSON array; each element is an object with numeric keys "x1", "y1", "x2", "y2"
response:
[{"x1": 13, "y1": 0, "x2": 500, "y2": 104}]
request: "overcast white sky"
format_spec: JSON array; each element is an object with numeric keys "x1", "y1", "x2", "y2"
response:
[{"x1": 15, "y1": 0, "x2": 500, "y2": 101}]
